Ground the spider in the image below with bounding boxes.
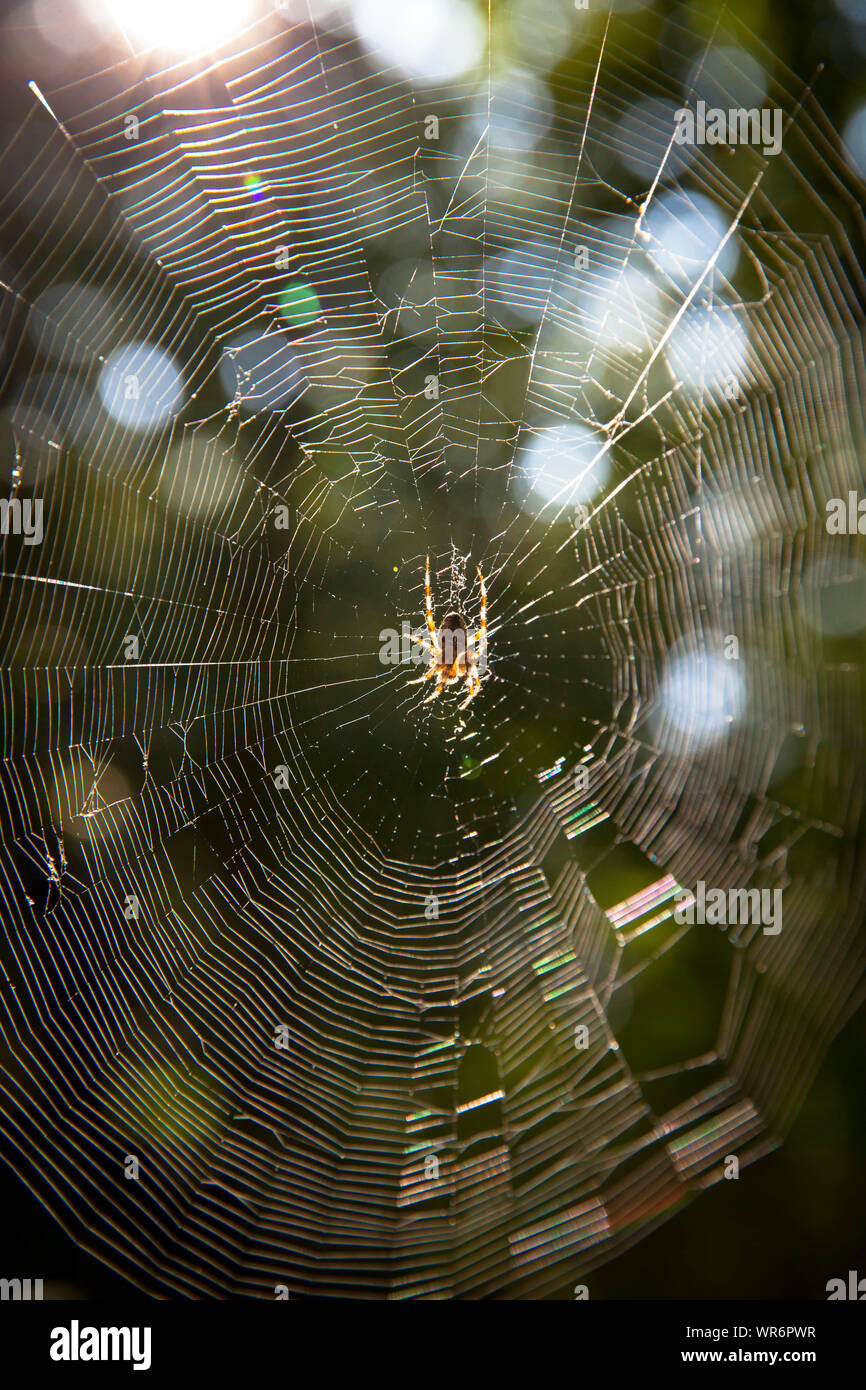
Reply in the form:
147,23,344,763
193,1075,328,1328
408,555,488,710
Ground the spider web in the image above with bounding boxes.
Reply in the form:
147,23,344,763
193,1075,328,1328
1,1,865,1298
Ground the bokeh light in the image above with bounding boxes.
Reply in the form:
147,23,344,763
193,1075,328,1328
501,0,586,74
614,97,694,179
351,0,485,85
667,305,749,396
683,44,770,110
461,67,553,152
518,423,611,512
657,648,746,750
219,330,306,410
579,259,663,350
842,99,866,177
97,340,185,431
101,0,254,54
278,282,322,329
643,191,739,286
33,0,103,55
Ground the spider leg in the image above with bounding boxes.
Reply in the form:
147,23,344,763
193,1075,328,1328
423,555,437,640
408,664,437,686
408,630,437,688
458,667,481,711
423,676,445,704
475,565,487,667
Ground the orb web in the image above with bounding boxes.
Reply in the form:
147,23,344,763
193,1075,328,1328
0,4,865,1298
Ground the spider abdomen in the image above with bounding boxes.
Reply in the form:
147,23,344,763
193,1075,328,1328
439,613,468,668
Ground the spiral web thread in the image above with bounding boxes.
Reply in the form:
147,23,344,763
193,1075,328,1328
0,5,865,1297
